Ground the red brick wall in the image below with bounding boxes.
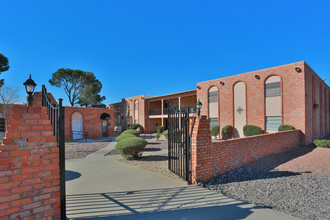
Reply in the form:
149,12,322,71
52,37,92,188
191,116,303,184
196,61,329,144
64,106,115,141
304,63,330,144
33,92,57,107
0,105,61,219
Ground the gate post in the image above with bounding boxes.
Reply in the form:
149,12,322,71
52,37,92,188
191,115,213,184
58,99,66,219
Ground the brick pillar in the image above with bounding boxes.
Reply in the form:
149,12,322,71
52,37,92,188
191,115,213,184
0,105,61,219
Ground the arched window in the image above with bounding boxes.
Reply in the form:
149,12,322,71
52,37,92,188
72,112,83,140
208,86,218,129
265,76,282,132
234,82,246,137
134,100,139,124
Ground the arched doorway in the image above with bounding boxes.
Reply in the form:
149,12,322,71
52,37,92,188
72,112,83,140
100,113,111,137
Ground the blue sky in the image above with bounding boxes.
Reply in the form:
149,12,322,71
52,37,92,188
1,0,329,106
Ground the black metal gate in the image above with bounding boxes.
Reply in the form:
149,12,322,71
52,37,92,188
168,100,190,183
41,85,66,219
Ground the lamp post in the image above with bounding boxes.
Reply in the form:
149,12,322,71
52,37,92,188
23,74,37,107
196,100,202,119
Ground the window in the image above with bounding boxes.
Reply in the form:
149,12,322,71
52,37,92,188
265,76,282,132
208,86,219,129
265,116,281,132
0,118,5,132
265,81,281,97
134,100,139,123
126,103,129,124
209,118,219,130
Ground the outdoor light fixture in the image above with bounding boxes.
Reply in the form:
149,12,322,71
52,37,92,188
313,103,319,109
196,100,202,118
197,86,201,90
295,67,302,73
255,75,260,80
23,74,37,107
219,81,225,86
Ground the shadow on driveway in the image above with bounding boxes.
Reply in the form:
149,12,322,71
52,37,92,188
66,186,262,219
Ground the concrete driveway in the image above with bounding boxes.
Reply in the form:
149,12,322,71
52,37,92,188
66,142,298,220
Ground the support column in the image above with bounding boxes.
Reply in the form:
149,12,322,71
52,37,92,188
191,115,212,184
161,99,164,115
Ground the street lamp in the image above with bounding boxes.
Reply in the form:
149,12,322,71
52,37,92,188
196,100,202,118
23,74,37,106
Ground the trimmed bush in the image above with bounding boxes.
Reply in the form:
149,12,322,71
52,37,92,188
115,137,148,159
162,130,168,139
155,133,161,140
278,125,295,132
122,129,140,137
222,125,233,138
115,134,136,143
156,125,163,134
243,125,262,137
211,126,219,138
130,123,141,130
313,139,330,148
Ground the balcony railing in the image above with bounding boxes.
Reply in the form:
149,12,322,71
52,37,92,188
149,106,196,115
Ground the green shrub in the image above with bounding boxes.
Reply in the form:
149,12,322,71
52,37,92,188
122,129,140,137
115,137,148,159
130,124,141,130
211,126,219,137
162,130,168,139
156,125,163,134
222,125,233,138
243,125,262,137
278,125,295,132
155,133,161,140
115,134,136,143
313,139,330,148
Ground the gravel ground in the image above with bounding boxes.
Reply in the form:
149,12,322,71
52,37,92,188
207,145,330,220
65,142,112,159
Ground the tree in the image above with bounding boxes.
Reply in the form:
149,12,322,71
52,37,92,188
0,86,22,130
49,68,105,107
0,53,10,87
77,72,106,107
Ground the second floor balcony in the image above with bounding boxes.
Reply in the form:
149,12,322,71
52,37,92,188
149,106,196,116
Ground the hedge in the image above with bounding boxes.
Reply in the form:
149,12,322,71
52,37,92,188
115,134,136,143
115,137,148,159
243,125,262,137
156,125,163,134
122,129,140,137
130,124,141,130
162,130,168,139
278,125,295,132
313,139,330,148
211,126,219,137
222,125,233,138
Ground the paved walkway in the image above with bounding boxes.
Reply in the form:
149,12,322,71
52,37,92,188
66,143,298,220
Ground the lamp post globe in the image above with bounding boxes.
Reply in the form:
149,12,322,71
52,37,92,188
196,100,202,118
23,74,37,106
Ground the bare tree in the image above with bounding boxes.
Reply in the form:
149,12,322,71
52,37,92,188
0,86,23,130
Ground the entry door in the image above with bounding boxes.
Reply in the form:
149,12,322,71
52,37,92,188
72,120,83,140
102,120,108,137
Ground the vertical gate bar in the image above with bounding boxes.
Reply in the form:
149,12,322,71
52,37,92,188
58,99,66,220
53,108,56,136
56,109,59,142
186,108,190,183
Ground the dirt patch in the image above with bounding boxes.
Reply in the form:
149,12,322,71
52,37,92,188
65,142,111,159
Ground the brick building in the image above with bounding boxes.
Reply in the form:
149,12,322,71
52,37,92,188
108,90,197,133
108,61,329,144
32,92,115,141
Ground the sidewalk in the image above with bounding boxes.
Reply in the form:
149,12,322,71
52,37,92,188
65,143,298,220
